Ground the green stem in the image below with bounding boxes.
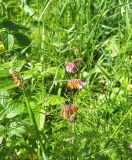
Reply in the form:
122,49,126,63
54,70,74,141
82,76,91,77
22,89,47,160
58,69,66,96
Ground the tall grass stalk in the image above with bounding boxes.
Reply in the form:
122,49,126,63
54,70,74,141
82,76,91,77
22,89,47,160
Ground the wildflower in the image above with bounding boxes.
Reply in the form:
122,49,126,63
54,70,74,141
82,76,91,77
61,104,78,118
61,104,78,123
67,79,87,90
11,71,23,87
66,63,78,74
128,145,132,150
0,42,5,53
61,105,70,118
69,104,78,114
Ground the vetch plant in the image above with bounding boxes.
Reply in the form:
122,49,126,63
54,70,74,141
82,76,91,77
0,0,131,159
61,104,78,123
66,62,78,74
67,79,87,90
66,58,83,74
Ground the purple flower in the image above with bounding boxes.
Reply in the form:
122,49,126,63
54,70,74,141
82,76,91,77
80,81,87,87
66,63,78,74
67,79,87,89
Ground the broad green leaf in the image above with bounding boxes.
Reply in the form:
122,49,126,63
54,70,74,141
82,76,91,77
0,90,9,105
14,32,31,47
0,125,6,136
9,126,25,137
0,79,16,91
23,70,34,79
0,101,24,121
0,69,10,77
48,95,66,106
0,62,12,69
1,19,29,32
12,60,25,71
82,71,89,79
6,103,25,119
42,67,58,76
0,59,25,71
8,34,14,51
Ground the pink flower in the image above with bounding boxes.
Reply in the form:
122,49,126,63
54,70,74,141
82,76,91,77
61,104,78,123
67,79,87,89
128,145,132,150
61,106,70,118
61,104,78,118
66,63,78,74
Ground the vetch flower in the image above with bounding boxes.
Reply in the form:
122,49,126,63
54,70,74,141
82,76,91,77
61,105,70,118
128,145,132,150
69,104,78,114
61,104,78,117
67,79,87,90
66,63,78,74
61,104,78,123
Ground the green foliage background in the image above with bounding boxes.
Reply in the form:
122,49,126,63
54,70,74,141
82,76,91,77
0,0,132,159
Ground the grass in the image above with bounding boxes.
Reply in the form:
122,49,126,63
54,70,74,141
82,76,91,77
0,0,132,159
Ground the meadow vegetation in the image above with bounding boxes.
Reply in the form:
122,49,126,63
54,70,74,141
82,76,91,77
0,0,132,159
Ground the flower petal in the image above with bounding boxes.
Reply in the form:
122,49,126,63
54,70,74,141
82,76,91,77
66,63,78,74
67,79,87,90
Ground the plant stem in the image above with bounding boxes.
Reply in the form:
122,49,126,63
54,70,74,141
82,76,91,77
22,89,47,160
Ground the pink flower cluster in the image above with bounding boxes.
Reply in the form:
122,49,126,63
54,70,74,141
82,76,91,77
61,54,87,123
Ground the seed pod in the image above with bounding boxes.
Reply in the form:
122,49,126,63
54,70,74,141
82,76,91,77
11,71,23,88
